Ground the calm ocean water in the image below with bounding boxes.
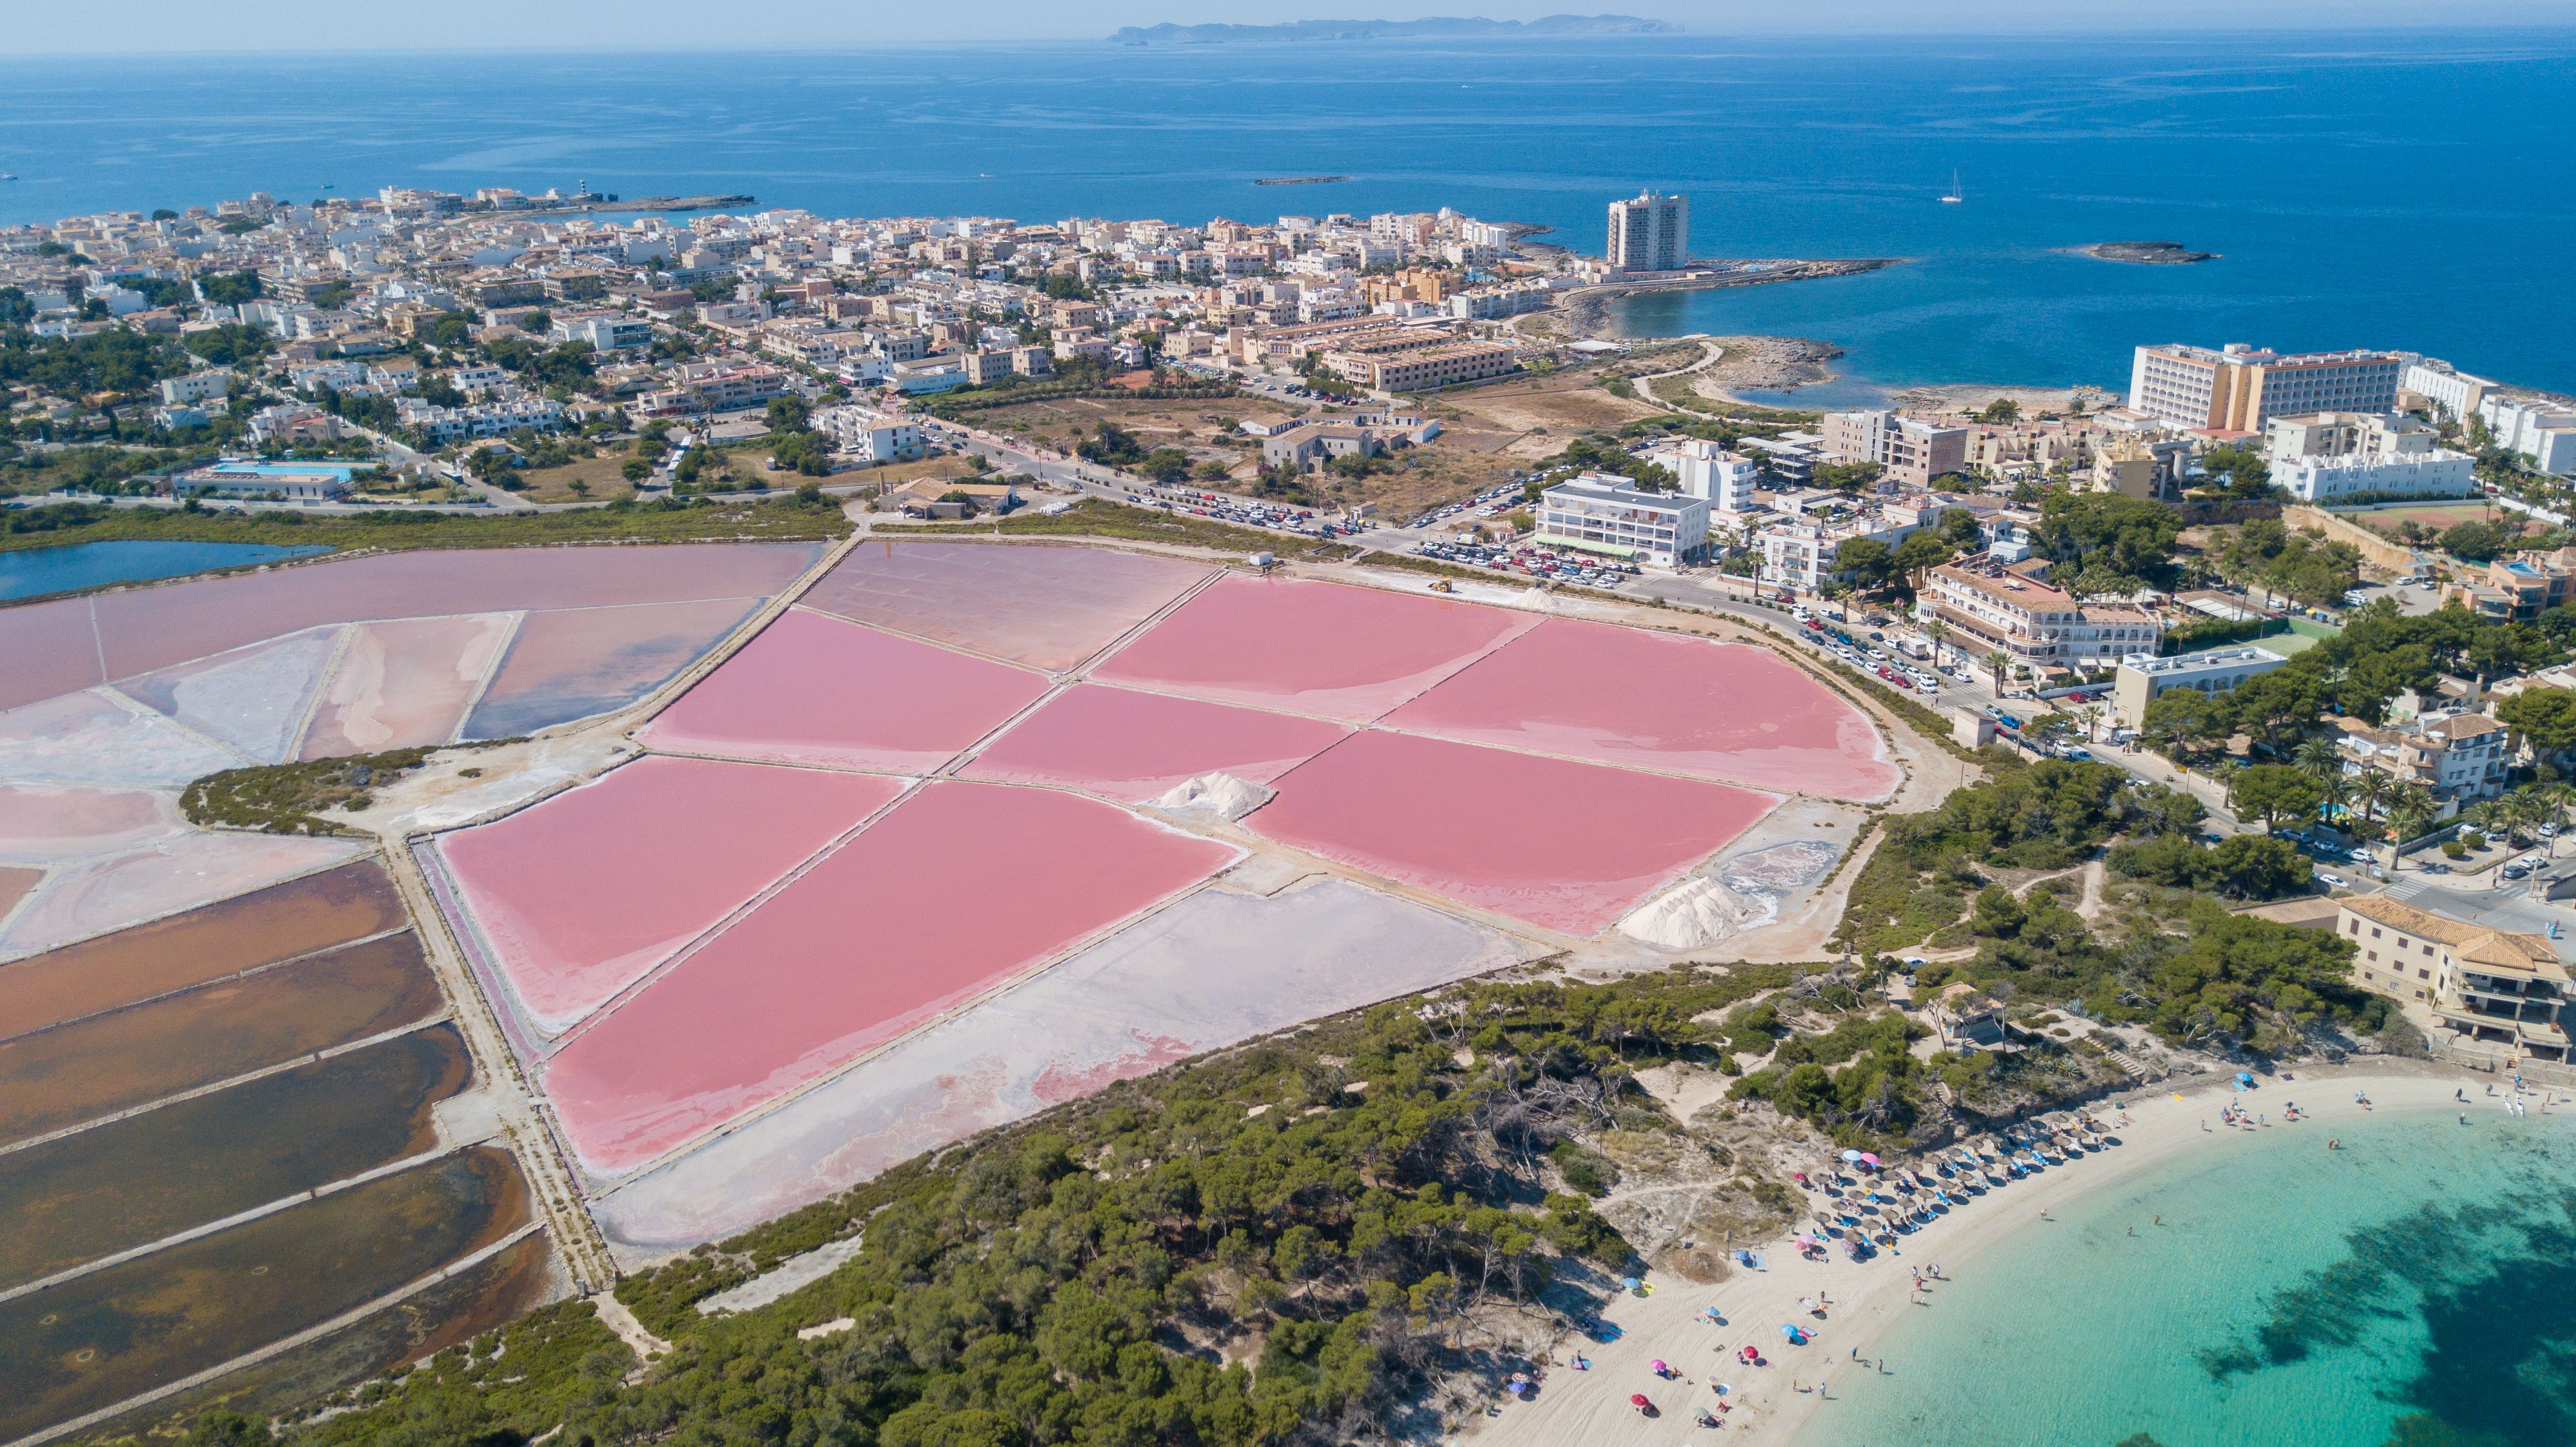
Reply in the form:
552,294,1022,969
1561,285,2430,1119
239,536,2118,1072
0,540,329,600
1798,1106,2576,1447
3,34,2571,391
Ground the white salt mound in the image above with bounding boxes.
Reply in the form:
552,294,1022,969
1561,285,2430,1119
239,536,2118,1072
1617,876,1767,951
1149,772,1274,821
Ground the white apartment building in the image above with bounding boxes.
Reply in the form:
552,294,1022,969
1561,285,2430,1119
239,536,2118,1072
2264,410,2477,502
2477,395,2576,476
1605,190,1688,272
815,406,923,463
2340,711,2509,809
2128,343,2404,431
2401,361,2495,422
1665,438,1759,512
1820,410,1969,488
565,314,654,351
448,363,508,398
1917,563,2164,676
396,396,568,444
158,370,230,405
1536,473,1709,568
2109,644,2289,727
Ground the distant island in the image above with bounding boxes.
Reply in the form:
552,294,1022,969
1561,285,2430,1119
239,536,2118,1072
1111,15,1678,44
1254,176,1354,186
2069,240,2220,265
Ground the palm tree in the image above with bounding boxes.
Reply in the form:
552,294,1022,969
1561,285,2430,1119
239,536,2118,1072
1924,619,1951,670
2318,769,2355,831
2350,768,2391,827
2542,784,2576,858
2385,782,2436,871
2292,736,2342,780
1986,650,2012,694
2460,799,2504,849
2077,703,2104,743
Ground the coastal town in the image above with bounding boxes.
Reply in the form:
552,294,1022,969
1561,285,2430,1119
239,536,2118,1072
8,168,2576,1447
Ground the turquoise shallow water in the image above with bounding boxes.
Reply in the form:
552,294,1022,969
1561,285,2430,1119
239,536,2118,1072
0,541,330,601
1797,1107,2576,1447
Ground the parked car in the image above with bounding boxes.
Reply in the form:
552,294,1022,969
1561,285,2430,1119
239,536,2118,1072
2317,871,2350,889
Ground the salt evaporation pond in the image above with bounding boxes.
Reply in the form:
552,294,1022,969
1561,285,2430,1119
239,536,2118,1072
1247,729,1776,935
960,683,1351,801
1385,616,1904,801
1092,574,1539,721
637,608,1049,773
440,755,905,1035
541,781,1238,1176
801,539,1212,671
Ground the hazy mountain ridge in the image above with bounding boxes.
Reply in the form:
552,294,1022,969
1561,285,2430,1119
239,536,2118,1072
1109,14,1680,44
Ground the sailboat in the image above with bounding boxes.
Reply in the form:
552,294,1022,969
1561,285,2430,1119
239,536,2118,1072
1940,170,1964,204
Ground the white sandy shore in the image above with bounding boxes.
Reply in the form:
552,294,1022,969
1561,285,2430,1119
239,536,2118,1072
1460,1065,2539,1447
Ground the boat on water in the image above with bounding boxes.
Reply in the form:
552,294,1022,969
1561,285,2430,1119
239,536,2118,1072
1941,170,1965,204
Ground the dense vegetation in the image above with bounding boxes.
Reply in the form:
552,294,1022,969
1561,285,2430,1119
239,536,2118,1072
2141,600,2566,798
157,968,1889,1447
181,749,440,834
1835,753,2374,1063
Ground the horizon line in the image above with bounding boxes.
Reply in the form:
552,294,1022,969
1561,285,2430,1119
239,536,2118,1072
10,21,2576,60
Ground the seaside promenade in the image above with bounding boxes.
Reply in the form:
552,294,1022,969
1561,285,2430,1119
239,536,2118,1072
1473,1065,2532,1447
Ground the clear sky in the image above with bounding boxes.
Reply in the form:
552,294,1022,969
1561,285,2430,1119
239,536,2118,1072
6,0,2572,54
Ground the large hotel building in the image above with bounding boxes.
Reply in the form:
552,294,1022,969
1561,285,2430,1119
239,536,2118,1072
2127,343,2404,432
1606,190,1689,273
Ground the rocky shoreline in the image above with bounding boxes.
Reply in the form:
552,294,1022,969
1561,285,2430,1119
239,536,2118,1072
2066,240,2219,265
1545,257,1900,340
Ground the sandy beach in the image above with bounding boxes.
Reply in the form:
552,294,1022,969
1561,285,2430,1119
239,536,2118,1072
1460,1063,2537,1447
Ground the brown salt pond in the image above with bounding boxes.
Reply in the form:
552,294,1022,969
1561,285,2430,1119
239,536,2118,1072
0,859,406,1040
0,1026,474,1292
0,865,40,920
0,1144,530,1442
88,1231,560,1442
0,933,444,1146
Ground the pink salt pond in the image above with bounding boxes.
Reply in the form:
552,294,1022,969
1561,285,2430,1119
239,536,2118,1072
801,541,1211,673
540,782,1235,1177
1091,576,1537,722
637,609,1049,774
1247,731,1773,936
463,597,760,741
438,756,905,1035
960,685,1349,802
1384,618,1902,801
299,614,516,760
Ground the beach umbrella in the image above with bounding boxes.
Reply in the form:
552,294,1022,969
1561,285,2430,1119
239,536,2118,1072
1652,1359,1668,1374
1860,1152,1881,1167
1631,1393,1650,1408
1842,1148,1864,1162
1621,1275,1642,1291
2237,1071,2255,1086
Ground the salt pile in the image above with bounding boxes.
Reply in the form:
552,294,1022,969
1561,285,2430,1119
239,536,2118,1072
1616,876,1769,951
1149,772,1275,821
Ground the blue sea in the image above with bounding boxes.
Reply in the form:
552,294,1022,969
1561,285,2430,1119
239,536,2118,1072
0,540,330,600
3,34,2569,390
1797,1105,2576,1447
